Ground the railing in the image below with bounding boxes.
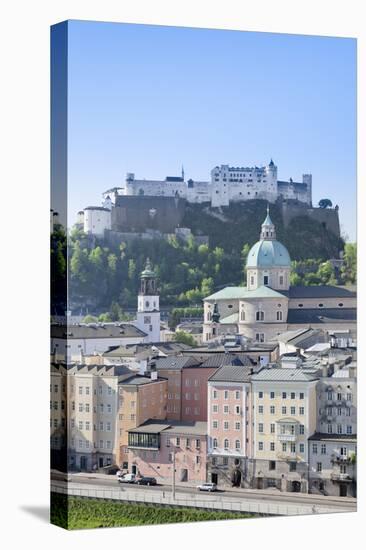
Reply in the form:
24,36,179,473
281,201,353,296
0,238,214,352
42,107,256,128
50,481,341,517
331,473,353,482
277,434,297,443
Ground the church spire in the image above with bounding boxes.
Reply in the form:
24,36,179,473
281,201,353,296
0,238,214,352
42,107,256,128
181,165,185,180
260,205,276,240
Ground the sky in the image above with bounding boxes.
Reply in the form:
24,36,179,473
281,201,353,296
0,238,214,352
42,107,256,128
66,20,357,240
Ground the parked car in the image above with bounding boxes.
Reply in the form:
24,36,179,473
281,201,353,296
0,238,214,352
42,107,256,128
197,482,217,492
115,470,124,478
118,473,137,483
136,476,157,486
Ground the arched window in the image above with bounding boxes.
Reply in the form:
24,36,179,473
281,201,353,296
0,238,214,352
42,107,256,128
213,438,218,449
224,439,229,450
256,311,265,321
235,440,241,450
240,310,245,321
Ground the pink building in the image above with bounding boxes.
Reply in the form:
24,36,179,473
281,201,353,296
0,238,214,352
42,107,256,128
181,362,218,422
128,420,207,483
207,363,257,487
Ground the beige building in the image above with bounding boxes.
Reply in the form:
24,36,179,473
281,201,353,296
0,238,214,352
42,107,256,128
51,363,133,472
251,368,319,492
117,374,168,470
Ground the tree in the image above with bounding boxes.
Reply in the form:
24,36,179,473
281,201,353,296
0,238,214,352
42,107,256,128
201,277,214,297
290,272,303,286
98,312,112,322
341,243,357,285
318,199,333,209
173,330,198,347
317,261,337,285
82,315,98,323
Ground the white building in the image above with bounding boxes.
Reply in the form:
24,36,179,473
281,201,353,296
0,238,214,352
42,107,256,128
83,206,111,237
51,322,147,361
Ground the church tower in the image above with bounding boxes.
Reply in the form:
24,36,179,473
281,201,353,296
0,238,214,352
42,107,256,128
136,258,161,342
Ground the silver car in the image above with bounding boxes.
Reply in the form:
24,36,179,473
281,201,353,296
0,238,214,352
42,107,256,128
197,482,217,492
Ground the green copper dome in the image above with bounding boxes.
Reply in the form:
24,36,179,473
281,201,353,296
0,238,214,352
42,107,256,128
140,258,156,278
246,239,291,268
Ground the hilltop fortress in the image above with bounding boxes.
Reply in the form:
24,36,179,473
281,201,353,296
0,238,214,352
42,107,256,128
76,159,340,243
102,159,312,208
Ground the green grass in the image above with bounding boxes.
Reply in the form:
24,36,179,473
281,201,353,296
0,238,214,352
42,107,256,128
51,493,256,530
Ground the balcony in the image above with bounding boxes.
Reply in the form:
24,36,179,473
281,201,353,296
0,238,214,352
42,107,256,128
277,434,297,443
331,454,351,464
331,473,353,482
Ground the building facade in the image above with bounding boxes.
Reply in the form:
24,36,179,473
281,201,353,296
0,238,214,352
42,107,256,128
127,420,207,483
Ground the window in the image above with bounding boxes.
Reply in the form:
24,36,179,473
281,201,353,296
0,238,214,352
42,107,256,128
299,425,305,435
106,422,111,432
258,423,264,433
270,391,275,399
337,392,342,401
213,390,217,399
213,405,218,413
224,405,229,414
85,421,90,431
196,439,201,450
85,403,90,413
235,391,240,399
224,421,229,430
224,390,229,399
258,391,263,399
235,405,240,415
258,405,264,414
99,386,102,395
213,438,218,449
256,311,264,321
279,275,284,285
299,393,304,400
270,423,275,434
212,457,217,465
79,386,83,395
317,462,322,472
290,406,296,415
258,441,264,451
321,444,326,455
263,275,269,285
196,456,201,464
289,462,297,472
347,425,353,434
100,404,104,413
337,424,342,434
78,421,83,430
240,310,245,321
299,407,304,415
299,443,305,453
327,391,333,401
270,406,275,414
78,403,83,412
186,438,190,448
318,303,324,308
327,423,333,434
166,438,170,447
235,440,241,450
312,443,318,454
281,406,287,415
291,392,295,400
99,440,104,449
235,422,241,430
282,443,287,452
269,461,276,471
224,439,229,450
282,392,287,399
223,457,228,466
99,422,104,431
290,443,296,453
270,442,275,451
78,440,83,448
346,393,352,402
276,311,283,321
213,420,218,429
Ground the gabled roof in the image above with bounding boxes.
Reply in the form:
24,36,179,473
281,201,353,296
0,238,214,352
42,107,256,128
251,368,319,382
201,353,254,368
51,323,147,339
152,356,201,370
209,364,255,383
205,285,287,301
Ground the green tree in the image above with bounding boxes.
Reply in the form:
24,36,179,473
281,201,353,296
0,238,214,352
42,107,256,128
82,315,98,323
341,243,357,285
201,277,214,297
290,272,303,286
173,330,198,347
98,312,112,322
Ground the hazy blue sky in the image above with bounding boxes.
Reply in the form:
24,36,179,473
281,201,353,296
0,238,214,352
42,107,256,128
67,20,356,240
